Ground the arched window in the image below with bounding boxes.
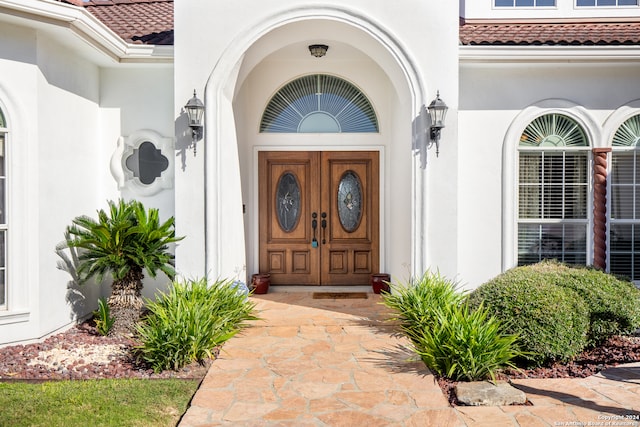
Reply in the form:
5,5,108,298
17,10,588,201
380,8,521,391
610,114,640,280
0,107,6,308
260,74,378,133
517,113,590,266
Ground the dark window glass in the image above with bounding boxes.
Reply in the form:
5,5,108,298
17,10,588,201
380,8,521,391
125,141,169,185
496,0,555,5
276,172,301,232
337,171,363,232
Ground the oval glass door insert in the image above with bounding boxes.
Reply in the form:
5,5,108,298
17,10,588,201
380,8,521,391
276,172,301,232
337,171,363,232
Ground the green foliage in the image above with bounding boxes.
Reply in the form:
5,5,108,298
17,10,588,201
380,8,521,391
93,297,115,336
383,271,522,381
521,261,640,344
468,264,591,366
408,302,522,381
61,199,184,284
382,271,465,338
135,278,259,373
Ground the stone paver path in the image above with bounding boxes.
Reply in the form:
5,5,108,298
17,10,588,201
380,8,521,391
180,291,640,427
179,291,462,426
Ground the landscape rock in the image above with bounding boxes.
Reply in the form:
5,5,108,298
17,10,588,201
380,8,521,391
455,381,527,406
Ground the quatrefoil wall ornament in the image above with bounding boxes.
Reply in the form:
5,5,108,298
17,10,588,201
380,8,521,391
110,129,174,196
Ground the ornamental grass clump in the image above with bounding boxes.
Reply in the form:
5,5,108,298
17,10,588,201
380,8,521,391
383,272,522,381
135,277,258,373
409,302,522,381
382,271,465,339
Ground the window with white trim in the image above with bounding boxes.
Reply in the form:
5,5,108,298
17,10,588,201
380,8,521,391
576,0,638,6
495,0,556,7
610,114,640,280
0,107,6,308
517,113,590,266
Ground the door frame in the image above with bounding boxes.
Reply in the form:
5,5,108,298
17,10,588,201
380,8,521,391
251,146,386,282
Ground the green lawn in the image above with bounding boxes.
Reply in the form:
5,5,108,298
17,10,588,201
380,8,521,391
0,379,200,427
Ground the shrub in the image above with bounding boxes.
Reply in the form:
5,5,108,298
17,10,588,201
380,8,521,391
523,261,640,344
383,271,522,381
61,199,183,336
135,278,258,373
468,268,590,366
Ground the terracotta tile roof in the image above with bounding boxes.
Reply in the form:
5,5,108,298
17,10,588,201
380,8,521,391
460,18,640,46
54,2,640,47
58,0,173,45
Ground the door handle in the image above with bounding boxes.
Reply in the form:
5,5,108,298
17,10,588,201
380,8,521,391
311,212,318,248
321,212,327,244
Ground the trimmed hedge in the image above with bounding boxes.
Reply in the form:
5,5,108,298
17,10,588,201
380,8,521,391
469,260,640,366
529,261,640,344
468,272,589,366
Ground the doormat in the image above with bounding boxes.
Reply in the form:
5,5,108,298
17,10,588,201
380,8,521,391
312,292,368,299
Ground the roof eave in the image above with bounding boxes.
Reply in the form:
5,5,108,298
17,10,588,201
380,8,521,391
459,45,640,63
0,0,173,65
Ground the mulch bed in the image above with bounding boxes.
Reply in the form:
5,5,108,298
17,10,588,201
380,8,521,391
438,335,640,406
0,320,211,381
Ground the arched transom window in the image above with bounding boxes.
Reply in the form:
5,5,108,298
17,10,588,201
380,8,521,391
610,114,640,280
517,113,590,266
260,74,378,133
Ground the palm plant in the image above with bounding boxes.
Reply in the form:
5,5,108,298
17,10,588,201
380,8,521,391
63,199,183,335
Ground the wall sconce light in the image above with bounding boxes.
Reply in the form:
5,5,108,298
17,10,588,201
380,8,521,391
427,91,448,157
308,44,329,58
184,89,205,154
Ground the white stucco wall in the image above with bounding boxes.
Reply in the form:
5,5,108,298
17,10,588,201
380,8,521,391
458,58,640,289
0,24,105,344
0,21,174,345
100,67,176,300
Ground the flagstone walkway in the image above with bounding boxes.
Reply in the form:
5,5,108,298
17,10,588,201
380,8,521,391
179,290,640,427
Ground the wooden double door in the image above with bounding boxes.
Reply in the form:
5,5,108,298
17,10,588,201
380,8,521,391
259,151,379,286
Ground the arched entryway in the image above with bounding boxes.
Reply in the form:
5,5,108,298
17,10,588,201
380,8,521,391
201,10,428,285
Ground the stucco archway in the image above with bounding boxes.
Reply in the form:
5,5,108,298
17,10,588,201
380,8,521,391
202,7,429,283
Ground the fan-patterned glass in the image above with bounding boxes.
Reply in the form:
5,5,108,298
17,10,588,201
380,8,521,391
260,74,378,133
519,114,588,148
610,114,640,280
517,113,589,266
612,114,640,147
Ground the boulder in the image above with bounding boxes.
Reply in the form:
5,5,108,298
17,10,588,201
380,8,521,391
455,381,526,406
